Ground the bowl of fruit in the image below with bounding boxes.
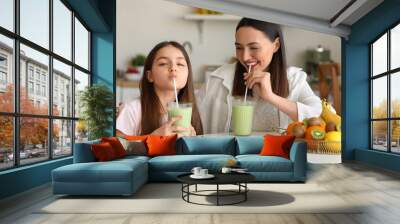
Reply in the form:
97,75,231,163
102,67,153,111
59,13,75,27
286,100,341,154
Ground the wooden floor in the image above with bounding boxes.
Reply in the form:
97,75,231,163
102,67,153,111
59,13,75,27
1,162,400,224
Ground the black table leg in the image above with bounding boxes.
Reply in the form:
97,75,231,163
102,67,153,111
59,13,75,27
245,183,247,201
217,184,219,206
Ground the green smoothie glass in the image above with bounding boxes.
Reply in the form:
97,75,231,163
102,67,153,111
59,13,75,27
232,98,255,136
167,102,192,136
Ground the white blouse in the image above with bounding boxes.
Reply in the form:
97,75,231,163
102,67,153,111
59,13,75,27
116,98,168,135
197,63,322,134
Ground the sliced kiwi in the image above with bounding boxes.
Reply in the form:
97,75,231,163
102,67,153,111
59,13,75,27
310,128,325,140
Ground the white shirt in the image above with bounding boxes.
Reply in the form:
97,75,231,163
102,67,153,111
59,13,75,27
197,63,322,134
116,98,168,135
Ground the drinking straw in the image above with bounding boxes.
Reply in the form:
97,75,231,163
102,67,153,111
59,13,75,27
244,64,252,103
173,78,179,108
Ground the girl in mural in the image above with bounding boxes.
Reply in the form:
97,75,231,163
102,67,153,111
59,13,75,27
117,41,203,136
198,18,322,134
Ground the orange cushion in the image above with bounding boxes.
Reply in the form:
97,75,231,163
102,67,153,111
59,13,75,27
146,134,177,157
124,135,148,141
91,142,117,161
259,134,296,159
101,137,126,158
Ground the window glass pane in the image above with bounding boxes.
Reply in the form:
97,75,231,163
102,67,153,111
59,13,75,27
0,34,14,112
372,33,387,76
392,120,400,153
74,18,89,70
392,72,400,118
53,59,72,116
372,77,387,119
53,0,72,60
20,0,49,49
20,44,49,115
74,69,89,118
53,119,72,158
0,116,13,170
372,121,388,151
391,24,400,70
75,120,88,142
20,117,49,165
0,0,14,31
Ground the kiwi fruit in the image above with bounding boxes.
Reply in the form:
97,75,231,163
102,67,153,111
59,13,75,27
307,117,321,126
326,122,337,132
292,125,305,138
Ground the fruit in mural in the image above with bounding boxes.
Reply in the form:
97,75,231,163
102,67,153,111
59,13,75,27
326,122,337,132
307,117,322,127
325,131,341,142
305,126,326,140
292,125,306,138
286,99,342,153
286,121,305,138
321,99,341,131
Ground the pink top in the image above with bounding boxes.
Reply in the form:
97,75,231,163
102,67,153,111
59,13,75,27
116,98,168,135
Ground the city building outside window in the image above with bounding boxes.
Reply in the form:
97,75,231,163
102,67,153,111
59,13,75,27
0,0,91,170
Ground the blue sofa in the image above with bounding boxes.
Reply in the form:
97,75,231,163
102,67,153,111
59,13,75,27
52,136,307,196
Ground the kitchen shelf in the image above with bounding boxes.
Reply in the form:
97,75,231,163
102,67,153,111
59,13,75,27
183,14,240,43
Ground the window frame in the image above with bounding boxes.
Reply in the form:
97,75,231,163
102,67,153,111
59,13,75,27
370,20,400,154
0,0,92,171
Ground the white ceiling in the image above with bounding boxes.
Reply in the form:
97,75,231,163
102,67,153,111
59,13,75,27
168,0,384,38
225,0,352,23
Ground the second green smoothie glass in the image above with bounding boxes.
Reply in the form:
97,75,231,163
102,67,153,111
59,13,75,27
232,98,255,136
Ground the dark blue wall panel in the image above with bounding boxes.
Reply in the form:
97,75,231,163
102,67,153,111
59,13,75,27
0,158,72,199
343,0,400,171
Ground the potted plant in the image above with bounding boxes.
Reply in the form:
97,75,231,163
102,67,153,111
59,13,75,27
125,54,146,80
79,84,114,140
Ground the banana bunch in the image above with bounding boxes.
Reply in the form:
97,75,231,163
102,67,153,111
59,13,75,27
320,99,341,132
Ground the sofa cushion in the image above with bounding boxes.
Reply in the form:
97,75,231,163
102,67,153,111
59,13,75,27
148,154,235,172
115,155,150,163
101,137,127,158
146,134,177,157
91,142,118,161
52,158,147,183
260,134,296,159
177,136,236,155
236,155,293,172
119,138,147,156
235,136,263,155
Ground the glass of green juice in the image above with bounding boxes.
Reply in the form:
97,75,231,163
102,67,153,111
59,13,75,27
167,102,192,135
232,98,255,136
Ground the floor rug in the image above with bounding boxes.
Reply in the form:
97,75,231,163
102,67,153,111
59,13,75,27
38,183,362,214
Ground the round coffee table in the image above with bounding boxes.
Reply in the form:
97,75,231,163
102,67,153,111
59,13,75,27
177,172,255,206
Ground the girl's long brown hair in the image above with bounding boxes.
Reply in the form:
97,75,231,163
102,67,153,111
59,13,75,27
140,41,203,135
232,18,289,98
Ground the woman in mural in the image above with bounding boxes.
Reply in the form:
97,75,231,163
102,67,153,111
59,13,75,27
117,41,203,136
198,18,322,134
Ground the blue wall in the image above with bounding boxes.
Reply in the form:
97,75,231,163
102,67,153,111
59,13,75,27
0,158,72,199
0,0,116,200
343,0,400,171
91,0,116,135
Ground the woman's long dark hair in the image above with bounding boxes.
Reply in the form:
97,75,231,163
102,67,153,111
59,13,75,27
232,18,289,98
140,41,203,135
